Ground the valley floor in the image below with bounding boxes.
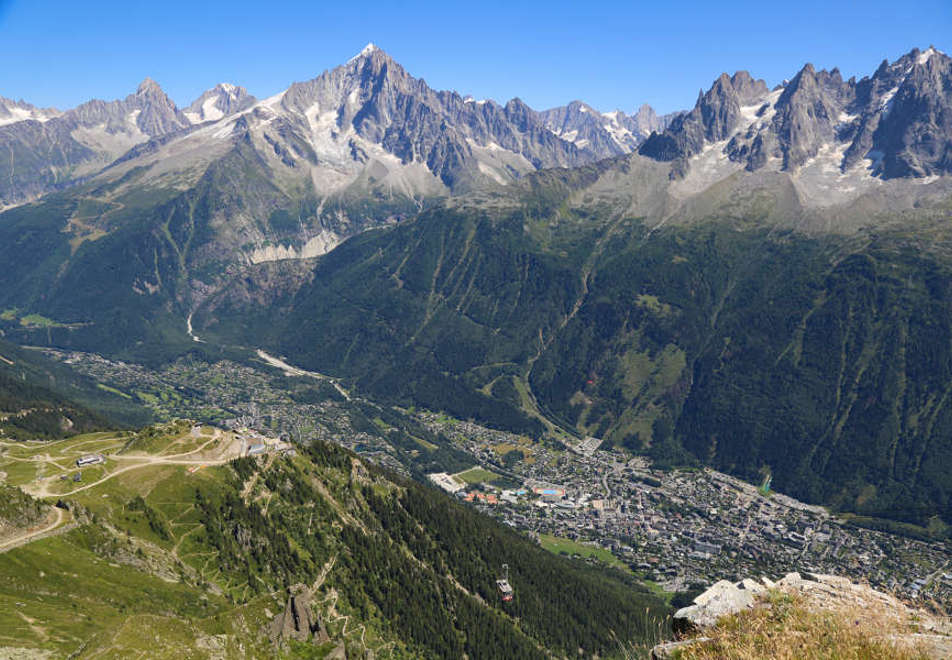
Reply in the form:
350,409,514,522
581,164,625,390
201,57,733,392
34,348,952,609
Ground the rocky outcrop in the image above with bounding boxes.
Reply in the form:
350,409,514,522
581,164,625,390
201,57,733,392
650,637,711,659
269,583,328,648
673,577,768,632
664,572,952,658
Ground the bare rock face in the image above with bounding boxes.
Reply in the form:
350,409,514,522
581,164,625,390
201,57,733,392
874,48,952,178
764,64,843,170
269,584,328,648
184,83,256,124
650,637,711,659
673,577,767,632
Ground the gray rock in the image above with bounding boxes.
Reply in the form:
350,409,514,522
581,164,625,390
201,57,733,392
184,83,256,124
673,578,758,631
269,584,328,648
639,71,769,167
0,77,192,207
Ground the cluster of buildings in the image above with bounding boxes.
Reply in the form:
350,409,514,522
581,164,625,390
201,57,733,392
422,415,952,605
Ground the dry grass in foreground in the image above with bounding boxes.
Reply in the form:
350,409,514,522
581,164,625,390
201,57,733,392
677,590,932,660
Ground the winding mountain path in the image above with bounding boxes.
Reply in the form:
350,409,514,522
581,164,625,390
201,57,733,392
0,506,68,553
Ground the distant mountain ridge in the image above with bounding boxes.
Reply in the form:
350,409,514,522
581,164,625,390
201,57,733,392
641,46,952,180
0,44,664,210
538,100,678,155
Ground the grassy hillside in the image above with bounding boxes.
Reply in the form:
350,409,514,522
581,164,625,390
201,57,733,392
0,423,671,658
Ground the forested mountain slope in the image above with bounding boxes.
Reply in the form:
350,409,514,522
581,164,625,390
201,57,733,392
0,423,670,657
194,162,952,530
0,338,149,438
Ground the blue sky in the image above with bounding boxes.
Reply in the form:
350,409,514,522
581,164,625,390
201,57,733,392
0,0,949,114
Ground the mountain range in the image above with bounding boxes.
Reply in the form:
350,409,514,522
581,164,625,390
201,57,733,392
641,45,952,180
0,44,673,212
2,44,952,532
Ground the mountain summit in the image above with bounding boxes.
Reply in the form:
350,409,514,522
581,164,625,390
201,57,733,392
641,46,952,181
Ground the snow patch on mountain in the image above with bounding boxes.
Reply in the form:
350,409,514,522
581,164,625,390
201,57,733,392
348,43,379,63
0,100,59,127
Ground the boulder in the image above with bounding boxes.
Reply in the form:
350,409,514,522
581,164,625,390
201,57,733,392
673,577,770,632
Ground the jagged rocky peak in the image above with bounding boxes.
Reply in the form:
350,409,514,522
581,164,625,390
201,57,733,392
123,77,190,136
870,45,952,177
185,83,255,124
251,44,602,191
641,45,952,180
729,71,770,104
638,69,770,167
538,101,644,154
767,62,845,170
135,76,164,96
352,41,380,59
53,76,188,138
631,104,664,135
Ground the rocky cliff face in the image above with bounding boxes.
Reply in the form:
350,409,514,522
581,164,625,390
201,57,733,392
641,46,952,181
269,584,328,648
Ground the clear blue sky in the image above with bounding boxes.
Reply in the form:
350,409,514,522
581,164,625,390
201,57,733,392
0,0,949,115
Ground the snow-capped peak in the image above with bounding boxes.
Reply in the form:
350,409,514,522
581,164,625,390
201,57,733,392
918,45,944,65
0,98,60,127
349,43,380,62
184,83,254,124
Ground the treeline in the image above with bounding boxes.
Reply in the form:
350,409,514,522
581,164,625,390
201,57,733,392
0,370,112,439
183,441,670,657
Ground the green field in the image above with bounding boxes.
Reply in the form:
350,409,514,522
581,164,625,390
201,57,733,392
538,533,630,573
453,466,501,484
